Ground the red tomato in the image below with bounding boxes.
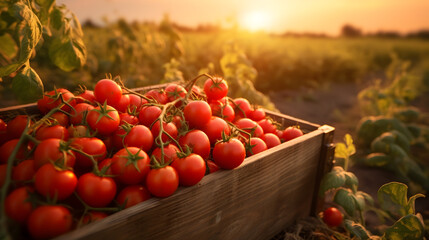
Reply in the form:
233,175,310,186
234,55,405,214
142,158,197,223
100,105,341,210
204,77,228,101
212,138,246,169
206,160,220,174
323,207,343,227
151,144,180,165
124,125,153,152
151,121,178,143
232,98,252,119
77,172,117,208
128,94,148,112
36,125,69,141
33,138,75,169
34,163,77,201
258,119,277,134
116,185,151,208
27,205,73,239
263,133,281,149
49,112,70,127
111,94,130,113
138,106,162,127
234,118,264,139
145,89,168,104
94,79,122,106
76,89,96,104
12,159,36,183
171,153,206,186
202,117,231,145
6,115,31,139
82,211,108,225
71,137,107,169
111,147,150,185
37,88,76,114
0,139,28,164
246,137,267,156
184,101,212,129
165,83,187,103
70,103,94,125
0,119,8,146
179,130,211,160
98,158,113,175
210,100,235,122
249,108,266,122
5,187,34,223
0,118,6,131
146,166,179,198
67,125,89,138
282,126,304,142
119,112,139,125
86,104,120,136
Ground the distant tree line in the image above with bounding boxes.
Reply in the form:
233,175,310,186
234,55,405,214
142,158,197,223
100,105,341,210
340,23,429,39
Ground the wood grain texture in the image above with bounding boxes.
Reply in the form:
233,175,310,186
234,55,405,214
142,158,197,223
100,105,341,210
55,129,329,240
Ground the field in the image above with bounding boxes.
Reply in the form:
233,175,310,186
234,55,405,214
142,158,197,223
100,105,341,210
1,14,429,239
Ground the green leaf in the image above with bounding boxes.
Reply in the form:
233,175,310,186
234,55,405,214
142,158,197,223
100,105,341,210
12,65,44,103
48,37,86,71
0,33,18,59
344,171,359,192
319,166,346,196
344,219,373,240
334,188,357,217
383,214,424,240
35,0,55,26
344,133,356,155
0,2,42,77
377,182,424,219
335,142,348,159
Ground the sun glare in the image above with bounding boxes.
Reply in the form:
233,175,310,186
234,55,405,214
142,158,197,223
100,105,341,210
240,11,271,32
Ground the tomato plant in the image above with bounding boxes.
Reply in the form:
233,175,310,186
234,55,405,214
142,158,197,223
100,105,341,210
322,207,343,227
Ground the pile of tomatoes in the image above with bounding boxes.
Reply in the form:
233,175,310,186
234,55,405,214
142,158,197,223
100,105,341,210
0,76,304,239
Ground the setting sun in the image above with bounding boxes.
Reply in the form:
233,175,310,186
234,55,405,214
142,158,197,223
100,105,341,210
240,11,271,32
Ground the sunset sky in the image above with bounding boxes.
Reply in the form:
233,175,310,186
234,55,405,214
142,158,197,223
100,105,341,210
57,0,429,35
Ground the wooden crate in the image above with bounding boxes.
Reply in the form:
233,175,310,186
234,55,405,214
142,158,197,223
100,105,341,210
0,97,335,240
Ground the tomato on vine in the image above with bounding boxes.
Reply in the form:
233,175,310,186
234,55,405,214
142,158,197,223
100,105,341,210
34,163,77,201
146,165,179,198
86,103,120,136
204,77,228,101
5,187,34,224
76,172,117,208
212,138,246,169
322,207,343,227
179,130,211,160
184,100,212,129
27,205,73,239
111,147,150,185
171,153,206,186
116,185,151,208
94,79,122,106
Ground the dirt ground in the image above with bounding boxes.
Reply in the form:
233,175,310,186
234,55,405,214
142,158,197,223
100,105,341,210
269,80,429,234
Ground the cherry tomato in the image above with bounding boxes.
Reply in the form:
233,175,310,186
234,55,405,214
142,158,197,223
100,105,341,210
249,108,266,121
282,126,304,142
165,83,187,103
34,163,77,201
246,137,267,156
12,159,36,183
111,147,150,185
33,138,75,169
210,100,235,122
124,125,153,152
27,205,73,239
263,133,282,149
151,144,180,165
119,112,139,125
36,125,69,141
71,137,107,169
49,112,70,127
98,158,113,175
138,106,162,127
151,121,178,143
201,117,231,145
212,138,246,169
145,89,168,104
258,119,277,134
184,100,212,129
37,88,76,114
76,89,96,104
6,115,32,139
86,104,120,136
128,94,147,112
232,98,252,119
206,160,220,174
323,207,343,227
70,103,94,125
77,172,117,208
179,130,211,160
234,118,264,139
171,153,206,186
0,118,6,131
94,79,122,106
111,93,130,113
5,187,34,223
82,211,108,225
204,77,228,101
116,185,151,208
68,125,89,138
0,139,28,164
146,166,179,198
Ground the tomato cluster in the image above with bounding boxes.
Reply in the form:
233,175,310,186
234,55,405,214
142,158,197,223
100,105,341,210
0,76,304,239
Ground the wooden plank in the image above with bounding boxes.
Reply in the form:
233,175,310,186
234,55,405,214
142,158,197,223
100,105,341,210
55,129,326,240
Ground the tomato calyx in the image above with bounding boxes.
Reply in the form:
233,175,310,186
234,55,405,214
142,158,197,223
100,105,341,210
122,147,147,172
91,101,117,125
